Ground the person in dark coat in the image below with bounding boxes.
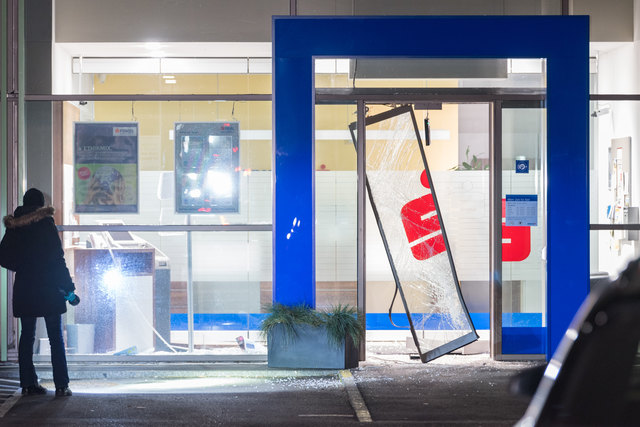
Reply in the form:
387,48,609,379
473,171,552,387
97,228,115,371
0,188,79,397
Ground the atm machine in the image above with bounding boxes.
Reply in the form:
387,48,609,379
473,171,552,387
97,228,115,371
73,223,171,354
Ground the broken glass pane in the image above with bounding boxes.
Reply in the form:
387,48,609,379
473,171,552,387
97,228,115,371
351,105,478,362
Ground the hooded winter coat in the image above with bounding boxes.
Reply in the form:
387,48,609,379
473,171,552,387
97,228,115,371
0,205,75,317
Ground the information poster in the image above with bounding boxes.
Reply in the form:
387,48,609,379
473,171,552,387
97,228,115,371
505,194,538,226
74,122,139,213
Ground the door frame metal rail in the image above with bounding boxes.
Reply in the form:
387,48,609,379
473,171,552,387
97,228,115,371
315,87,546,104
3,0,21,362
490,101,503,359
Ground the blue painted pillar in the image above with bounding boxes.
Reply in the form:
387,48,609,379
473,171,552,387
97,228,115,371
272,52,316,307
545,36,591,355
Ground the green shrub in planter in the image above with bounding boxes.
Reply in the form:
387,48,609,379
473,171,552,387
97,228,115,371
322,304,364,348
261,303,363,369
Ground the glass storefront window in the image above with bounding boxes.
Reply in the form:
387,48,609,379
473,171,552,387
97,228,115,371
590,230,634,281
314,104,357,310
590,100,640,277
40,100,273,228
24,98,272,358
501,103,547,355
591,46,637,95
58,231,270,356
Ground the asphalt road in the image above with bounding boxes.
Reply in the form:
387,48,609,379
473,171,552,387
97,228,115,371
0,354,538,426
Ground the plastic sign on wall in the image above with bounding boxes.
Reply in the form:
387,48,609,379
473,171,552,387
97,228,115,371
74,122,139,213
505,194,538,226
515,159,529,174
174,122,240,213
502,199,531,262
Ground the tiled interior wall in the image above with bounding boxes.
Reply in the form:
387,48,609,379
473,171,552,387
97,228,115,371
64,167,543,315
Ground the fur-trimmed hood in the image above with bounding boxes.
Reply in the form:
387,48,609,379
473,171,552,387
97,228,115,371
3,206,55,229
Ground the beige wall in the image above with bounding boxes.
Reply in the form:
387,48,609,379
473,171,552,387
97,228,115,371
55,0,632,44
91,74,461,172
93,74,272,171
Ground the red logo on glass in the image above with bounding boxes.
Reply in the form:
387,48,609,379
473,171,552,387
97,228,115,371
400,170,531,262
400,170,446,261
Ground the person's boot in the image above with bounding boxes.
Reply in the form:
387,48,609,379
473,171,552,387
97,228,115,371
22,384,47,395
55,386,72,397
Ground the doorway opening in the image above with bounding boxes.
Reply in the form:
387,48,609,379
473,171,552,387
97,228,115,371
314,87,547,361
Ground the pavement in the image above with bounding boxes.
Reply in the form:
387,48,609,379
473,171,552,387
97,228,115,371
0,353,541,426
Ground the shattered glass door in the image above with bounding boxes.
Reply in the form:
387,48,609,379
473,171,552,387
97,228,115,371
351,105,478,362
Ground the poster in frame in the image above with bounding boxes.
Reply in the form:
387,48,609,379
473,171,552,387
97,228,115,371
74,122,139,213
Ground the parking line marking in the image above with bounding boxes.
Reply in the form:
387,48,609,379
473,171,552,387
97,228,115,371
339,370,372,423
298,414,353,417
0,389,21,418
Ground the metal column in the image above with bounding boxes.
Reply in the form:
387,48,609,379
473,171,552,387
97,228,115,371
4,0,21,361
356,100,366,361
490,101,503,359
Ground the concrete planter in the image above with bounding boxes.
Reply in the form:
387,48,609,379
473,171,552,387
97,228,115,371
267,323,359,369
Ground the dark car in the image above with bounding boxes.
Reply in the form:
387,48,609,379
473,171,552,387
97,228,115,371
515,259,640,426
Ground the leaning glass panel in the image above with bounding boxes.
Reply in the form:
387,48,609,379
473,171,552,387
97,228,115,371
357,105,478,362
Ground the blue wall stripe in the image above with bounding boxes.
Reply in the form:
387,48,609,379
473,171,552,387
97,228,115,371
169,312,542,331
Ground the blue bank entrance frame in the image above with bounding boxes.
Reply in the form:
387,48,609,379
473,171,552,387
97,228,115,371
272,16,589,360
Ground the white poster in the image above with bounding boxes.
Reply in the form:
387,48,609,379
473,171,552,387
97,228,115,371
505,194,538,226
